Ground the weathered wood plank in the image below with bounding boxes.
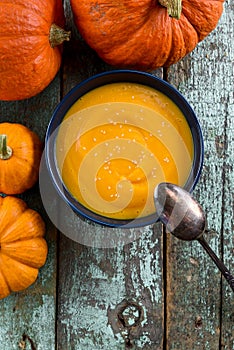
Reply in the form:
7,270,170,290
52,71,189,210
219,1,234,347
57,2,164,349
165,0,233,348
0,77,60,349
57,224,164,350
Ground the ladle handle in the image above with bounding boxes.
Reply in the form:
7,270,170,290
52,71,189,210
198,235,234,292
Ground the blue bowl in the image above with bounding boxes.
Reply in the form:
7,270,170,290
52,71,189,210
45,70,204,228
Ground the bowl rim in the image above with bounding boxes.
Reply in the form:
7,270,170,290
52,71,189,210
45,69,204,228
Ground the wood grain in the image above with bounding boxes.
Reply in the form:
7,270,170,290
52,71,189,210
0,77,60,349
165,0,234,348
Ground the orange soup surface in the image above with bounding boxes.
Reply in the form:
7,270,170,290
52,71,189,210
56,82,194,220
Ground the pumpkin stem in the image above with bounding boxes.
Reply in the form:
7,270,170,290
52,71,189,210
158,0,182,19
0,135,13,160
49,24,71,48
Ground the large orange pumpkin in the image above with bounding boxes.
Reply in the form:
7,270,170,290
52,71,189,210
70,0,224,70
0,0,70,101
0,196,48,300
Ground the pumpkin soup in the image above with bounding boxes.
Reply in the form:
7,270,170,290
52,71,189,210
56,82,194,220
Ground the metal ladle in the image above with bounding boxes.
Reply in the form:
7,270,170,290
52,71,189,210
154,182,234,292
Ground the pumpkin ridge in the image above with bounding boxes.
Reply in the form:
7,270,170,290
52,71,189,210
179,12,197,32
178,14,199,49
0,197,28,239
0,235,45,245
0,256,11,295
0,242,47,269
0,253,39,292
0,210,46,243
164,17,185,67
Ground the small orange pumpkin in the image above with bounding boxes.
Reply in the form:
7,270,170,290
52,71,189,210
70,0,225,70
0,0,70,100
0,196,48,300
0,123,42,195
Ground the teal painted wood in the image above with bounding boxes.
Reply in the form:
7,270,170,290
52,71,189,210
57,224,164,350
219,0,234,347
166,0,234,348
0,77,60,349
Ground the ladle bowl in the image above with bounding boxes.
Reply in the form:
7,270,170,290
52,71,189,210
154,182,234,292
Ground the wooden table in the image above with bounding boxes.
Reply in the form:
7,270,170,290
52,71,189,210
0,1,233,349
